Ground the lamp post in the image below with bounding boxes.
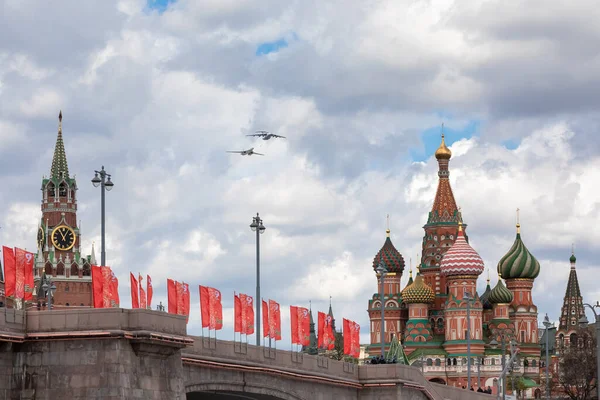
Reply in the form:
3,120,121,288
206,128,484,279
156,301,165,312
491,328,512,400
41,277,57,310
542,314,553,400
91,166,114,267
465,291,473,389
250,213,266,346
375,259,388,358
579,301,600,400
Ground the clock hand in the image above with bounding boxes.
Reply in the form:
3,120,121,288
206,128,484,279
60,230,67,241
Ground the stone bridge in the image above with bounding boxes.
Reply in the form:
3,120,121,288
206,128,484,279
0,308,494,399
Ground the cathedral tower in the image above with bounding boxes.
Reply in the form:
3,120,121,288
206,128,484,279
440,221,485,356
497,215,541,359
35,112,95,307
555,251,585,351
420,131,466,334
367,224,405,353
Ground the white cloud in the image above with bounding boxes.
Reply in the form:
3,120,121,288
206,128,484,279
1,0,600,349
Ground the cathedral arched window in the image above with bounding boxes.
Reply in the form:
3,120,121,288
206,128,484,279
435,358,441,366
570,333,577,347
426,358,433,366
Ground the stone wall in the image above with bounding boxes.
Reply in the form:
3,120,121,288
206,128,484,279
0,308,191,399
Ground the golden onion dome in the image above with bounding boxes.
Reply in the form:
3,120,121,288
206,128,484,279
402,273,435,304
435,133,452,160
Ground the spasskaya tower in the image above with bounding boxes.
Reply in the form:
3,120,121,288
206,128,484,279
34,112,96,308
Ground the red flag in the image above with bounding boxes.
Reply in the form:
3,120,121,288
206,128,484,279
139,274,147,309
15,248,34,301
343,319,351,356
130,273,139,309
290,306,299,344
352,321,361,358
262,300,269,338
146,275,153,308
167,279,177,314
325,313,335,350
199,285,210,328
108,269,119,308
240,293,254,335
318,312,334,349
176,281,184,315
3,247,15,298
208,287,222,330
298,307,310,346
91,265,103,308
14,248,27,299
269,300,281,340
182,282,190,323
234,294,241,333
318,312,325,348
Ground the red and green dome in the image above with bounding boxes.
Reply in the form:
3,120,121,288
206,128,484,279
372,229,405,274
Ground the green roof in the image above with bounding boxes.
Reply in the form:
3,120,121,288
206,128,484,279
519,377,539,388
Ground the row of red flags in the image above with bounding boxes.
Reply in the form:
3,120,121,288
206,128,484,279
2,247,35,301
0,253,361,358
130,273,153,310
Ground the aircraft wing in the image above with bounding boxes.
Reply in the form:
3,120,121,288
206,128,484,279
272,134,286,138
246,134,265,137
252,152,265,156
226,151,243,153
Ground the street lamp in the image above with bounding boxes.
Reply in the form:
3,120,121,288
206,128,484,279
491,328,512,400
579,301,600,400
156,301,165,312
41,278,57,310
464,291,473,389
91,166,114,266
250,213,266,346
543,314,553,400
375,258,388,358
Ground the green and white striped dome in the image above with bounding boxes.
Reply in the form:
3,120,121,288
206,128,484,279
497,224,540,280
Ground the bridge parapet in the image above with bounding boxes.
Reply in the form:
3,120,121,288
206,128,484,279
183,338,359,383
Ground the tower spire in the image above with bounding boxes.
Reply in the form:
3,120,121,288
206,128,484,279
516,208,521,234
50,110,70,179
386,214,390,237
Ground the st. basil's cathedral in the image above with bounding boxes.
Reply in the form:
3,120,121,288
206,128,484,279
366,134,541,392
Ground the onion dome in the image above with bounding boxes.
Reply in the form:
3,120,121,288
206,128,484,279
497,222,540,280
440,222,485,277
435,133,452,160
570,252,576,263
401,273,435,304
489,277,514,304
372,229,405,273
480,277,493,310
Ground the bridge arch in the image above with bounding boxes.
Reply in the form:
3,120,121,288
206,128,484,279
186,382,305,400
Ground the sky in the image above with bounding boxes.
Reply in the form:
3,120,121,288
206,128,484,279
1,0,600,347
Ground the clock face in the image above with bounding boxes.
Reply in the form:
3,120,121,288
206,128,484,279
51,225,76,251
37,226,45,249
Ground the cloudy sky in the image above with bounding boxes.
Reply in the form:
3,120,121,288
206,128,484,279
1,0,599,346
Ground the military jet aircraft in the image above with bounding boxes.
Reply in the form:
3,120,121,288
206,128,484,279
226,147,264,156
246,130,286,140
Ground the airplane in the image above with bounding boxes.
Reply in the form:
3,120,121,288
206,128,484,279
226,147,264,156
246,130,286,140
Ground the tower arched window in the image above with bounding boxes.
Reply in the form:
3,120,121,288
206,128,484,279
47,182,56,198
59,182,67,197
